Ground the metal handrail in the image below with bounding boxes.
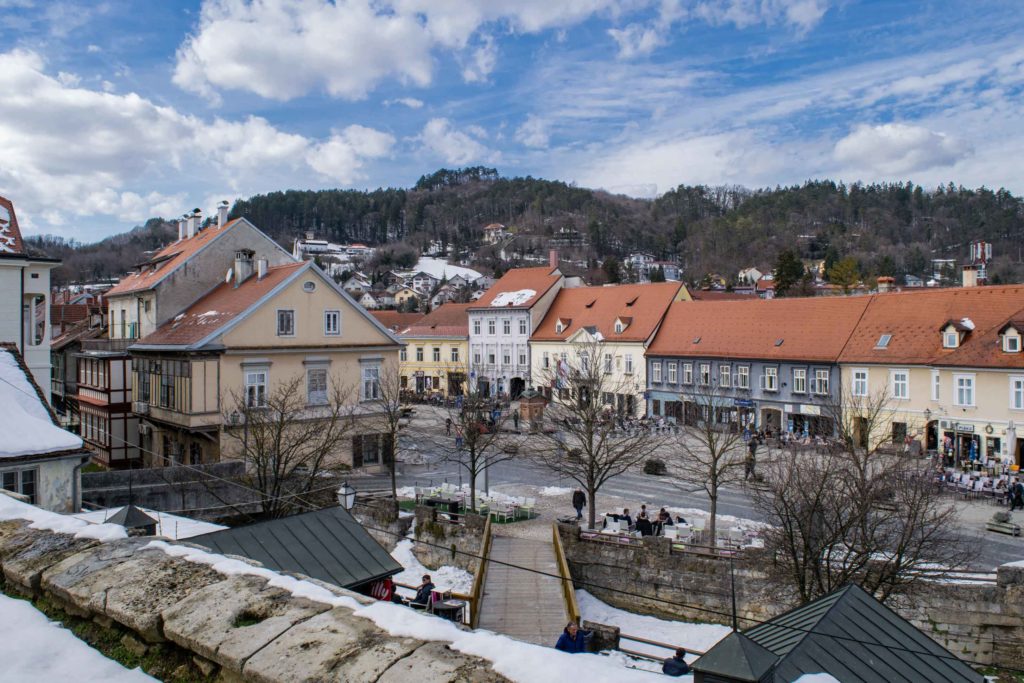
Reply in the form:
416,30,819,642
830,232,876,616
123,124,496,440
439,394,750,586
469,516,493,628
552,523,580,623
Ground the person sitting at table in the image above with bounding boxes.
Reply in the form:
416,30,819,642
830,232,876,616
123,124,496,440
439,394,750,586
635,510,653,536
409,574,436,609
662,648,690,676
653,507,672,535
620,508,633,529
675,514,688,525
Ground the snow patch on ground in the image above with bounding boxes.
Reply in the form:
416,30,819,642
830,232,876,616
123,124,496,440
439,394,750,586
395,485,417,498
74,507,226,540
0,593,156,682
539,486,573,497
665,507,767,532
389,538,474,595
0,349,83,456
576,589,730,661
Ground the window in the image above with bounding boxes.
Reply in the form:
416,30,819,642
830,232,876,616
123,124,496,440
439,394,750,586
277,309,295,336
955,374,974,406
519,319,528,335
892,422,907,444
503,319,511,335
474,352,481,364
614,321,624,334
624,354,634,374
737,366,749,389
307,368,328,405
763,367,778,392
931,370,940,401
875,334,892,349
652,362,662,383
400,347,407,361
667,362,677,383
324,310,340,336
853,369,868,397
699,363,710,386
943,331,959,348
416,347,424,362
245,370,267,408
1011,377,1024,410
519,352,527,366
488,319,496,335
488,353,496,364
792,368,807,394
1005,335,1021,353
1,469,36,504
682,363,693,384
543,352,550,369
813,369,830,395
362,365,381,400
451,347,460,363
580,352,590,373
604,354,613,374
473,319,481,335
503,351,511,365
432,347,441,362
720,364,731,387
891,369,909,400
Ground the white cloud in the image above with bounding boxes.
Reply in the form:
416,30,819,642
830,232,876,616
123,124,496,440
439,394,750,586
55,70,79,87
418,118,498,166
86,44,101,53
608,23,667,58
460,34,497,83
0,49,394,237
833,123,970,176
515,115,550,149
384,97,425,109
693,0,831,32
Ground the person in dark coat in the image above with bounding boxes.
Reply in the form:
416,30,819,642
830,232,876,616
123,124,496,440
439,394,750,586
445,417,452,436
554,621,591,653
662,648,690,676
1011,481,1024,512
745,439,758,480
572,488,586,520
411,574,435,608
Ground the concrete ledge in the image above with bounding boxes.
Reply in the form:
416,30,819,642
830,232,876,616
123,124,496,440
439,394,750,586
0,521,97,592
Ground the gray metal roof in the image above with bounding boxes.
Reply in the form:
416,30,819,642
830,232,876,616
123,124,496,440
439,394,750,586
742,584,983,683
189,506,402,590
690,632,776,682
107,504,158,530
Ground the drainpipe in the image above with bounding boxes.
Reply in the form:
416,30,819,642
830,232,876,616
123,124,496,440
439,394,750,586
72,454,89,512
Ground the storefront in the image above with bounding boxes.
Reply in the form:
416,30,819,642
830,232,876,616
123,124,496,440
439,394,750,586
786,404,835,437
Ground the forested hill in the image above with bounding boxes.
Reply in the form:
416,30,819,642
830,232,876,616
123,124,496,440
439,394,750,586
28,168,1024,285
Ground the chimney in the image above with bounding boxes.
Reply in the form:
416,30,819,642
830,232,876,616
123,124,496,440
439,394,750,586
217,200,229,228
305,231,315,241
962,265,978,288
177,217,187,241
184,213,195,239
256,256,268,281
549,249,559,271
234,249,254,287
877,276,895,293
191,208,203,235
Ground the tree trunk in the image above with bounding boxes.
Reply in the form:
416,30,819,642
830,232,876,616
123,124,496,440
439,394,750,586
708,492,718,549
587,485,598,530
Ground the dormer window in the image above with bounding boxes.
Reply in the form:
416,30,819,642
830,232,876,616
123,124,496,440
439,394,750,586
1005,335,1021,353
943,331,959,348
555,318,571,334
614,317,632,334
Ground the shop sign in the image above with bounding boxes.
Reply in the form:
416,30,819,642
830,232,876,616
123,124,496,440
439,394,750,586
800,404,821,416
955,423,975,433
784,404,794,413
734,399,754,408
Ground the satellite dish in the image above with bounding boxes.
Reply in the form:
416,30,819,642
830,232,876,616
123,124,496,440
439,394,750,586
225,268,233,284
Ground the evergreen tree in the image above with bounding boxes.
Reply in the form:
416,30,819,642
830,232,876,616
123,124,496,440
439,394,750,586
773,249,806,297
827,257,861,293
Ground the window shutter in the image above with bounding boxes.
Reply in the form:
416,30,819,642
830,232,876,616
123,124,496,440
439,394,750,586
352,436,363,468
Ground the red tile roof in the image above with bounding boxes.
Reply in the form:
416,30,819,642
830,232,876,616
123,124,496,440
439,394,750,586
648,296,872,362
371,311,426,332
690,290,756,301
401,303,471,337
0,195,25,255
533,283,682,343
106,218,244,296
470,266,561,310
135,262,307,347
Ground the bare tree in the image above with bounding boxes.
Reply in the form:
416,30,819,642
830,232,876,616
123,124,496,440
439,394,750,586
750,388,971,605
530,339,663,528
223,374,356,518
371,360,405,508
664,379,747,548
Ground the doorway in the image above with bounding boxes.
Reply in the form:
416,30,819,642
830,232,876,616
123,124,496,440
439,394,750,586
761,408,782,434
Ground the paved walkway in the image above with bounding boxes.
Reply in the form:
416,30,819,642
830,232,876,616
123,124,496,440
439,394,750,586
476,536,567,646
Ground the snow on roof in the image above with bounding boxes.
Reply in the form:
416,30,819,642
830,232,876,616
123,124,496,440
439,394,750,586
794,675,842,682
492,289,537,306
0,593,156,682
412,257,482,282
0,350,82,457
73,507,227,540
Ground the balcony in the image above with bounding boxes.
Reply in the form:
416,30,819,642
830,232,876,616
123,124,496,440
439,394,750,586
81,338,134,354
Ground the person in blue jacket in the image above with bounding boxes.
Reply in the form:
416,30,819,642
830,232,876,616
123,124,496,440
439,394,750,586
662,648,690,676
554,621,591,653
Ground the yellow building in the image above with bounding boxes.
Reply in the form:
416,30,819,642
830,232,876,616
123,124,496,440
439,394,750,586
128,255,402,470
397,303,471,396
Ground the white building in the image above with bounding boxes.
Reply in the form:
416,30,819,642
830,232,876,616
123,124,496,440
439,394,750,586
0,195,59,392
468,265,564,398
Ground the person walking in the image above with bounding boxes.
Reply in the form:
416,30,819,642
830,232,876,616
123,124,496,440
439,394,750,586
445,417,452,436
512,409,520,432
745,438,758,481
572,488,586,521
1011,480,1024,512
662,649,690,676
554,621,591,653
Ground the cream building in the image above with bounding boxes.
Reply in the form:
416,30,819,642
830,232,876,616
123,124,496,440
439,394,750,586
397,303,470,397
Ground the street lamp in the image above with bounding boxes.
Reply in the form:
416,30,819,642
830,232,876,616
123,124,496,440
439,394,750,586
337,482,356,510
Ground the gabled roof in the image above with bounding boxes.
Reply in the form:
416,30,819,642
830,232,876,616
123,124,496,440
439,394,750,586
738,584,982,683
691,632,776,682
190,506,402,590
0,344,84,458
470,266,561,310
0,195,25,255
371,310,426,332
400,302,471,337
648,297,871,362
938,304,1024,369
131,262,307,348
533,282,682,343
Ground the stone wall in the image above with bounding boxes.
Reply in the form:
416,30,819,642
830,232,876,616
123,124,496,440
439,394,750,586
413,505,487,576
0,518,509,682
557,523,1024,669
352,495,414,552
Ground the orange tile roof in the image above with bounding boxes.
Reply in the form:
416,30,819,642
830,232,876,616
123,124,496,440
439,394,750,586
648,296,872,362
470,266,561,310
690,290,757,301
106,218,243,296
840,284,1024,365
533,283,682,343
134,262,307,347
0,195,25,255
401,303,471,337
371,311,426,332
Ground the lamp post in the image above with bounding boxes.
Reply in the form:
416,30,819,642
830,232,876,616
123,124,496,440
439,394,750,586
337,482,356,510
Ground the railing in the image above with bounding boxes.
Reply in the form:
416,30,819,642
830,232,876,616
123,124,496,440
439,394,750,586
552,523,580,624
617,633,707,663
469,516,493,628
81,338,134,352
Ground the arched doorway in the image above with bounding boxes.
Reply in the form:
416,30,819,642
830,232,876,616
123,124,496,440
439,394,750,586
925,420,938,452
510,377,525,400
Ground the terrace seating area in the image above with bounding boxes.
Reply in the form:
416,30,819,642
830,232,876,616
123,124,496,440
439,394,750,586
584,509,764,554
937,468,1020,505
413,483,537,522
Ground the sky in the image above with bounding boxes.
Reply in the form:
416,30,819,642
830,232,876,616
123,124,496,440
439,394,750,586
1,0,1022,242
